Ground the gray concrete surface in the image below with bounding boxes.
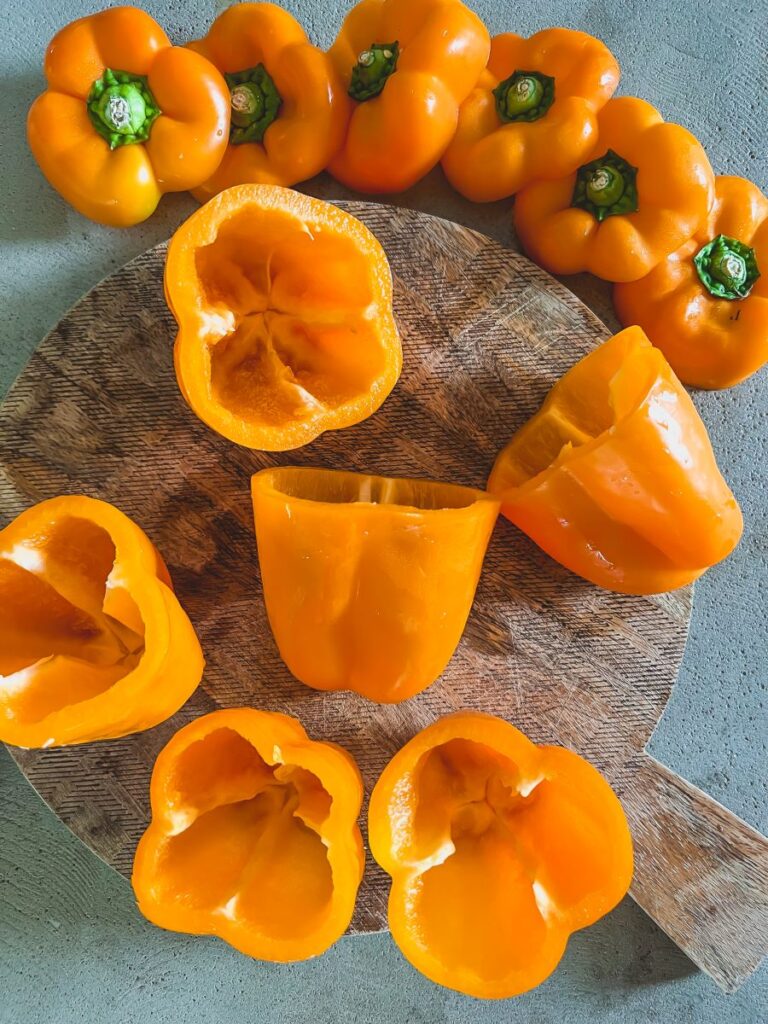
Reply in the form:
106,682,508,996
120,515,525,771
1,1,766,1021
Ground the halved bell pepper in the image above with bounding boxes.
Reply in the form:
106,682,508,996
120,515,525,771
167,184,402,450
251,467,500,702
132,708,364,962
514,97,715,282
614,175,768,389
327,0,490,193
487,327,743,594
442,28,620,202
369,711,633,998
0,496,203,748
187,3,349,200
27,6,230,227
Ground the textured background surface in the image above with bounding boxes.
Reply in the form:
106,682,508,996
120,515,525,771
0,1,766,1021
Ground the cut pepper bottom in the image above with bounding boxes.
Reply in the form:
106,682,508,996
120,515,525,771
388,735,629,995
488,327,743,593
146,726,335,941
0,516,145,726
251,467,500,701
370,714,633,998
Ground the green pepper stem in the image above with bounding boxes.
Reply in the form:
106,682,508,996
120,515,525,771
231,83,263,121
225,65,282,145
348,42,399,102
571,150,639,222
87,69,160,149
694,234,760,300
493,70,555,123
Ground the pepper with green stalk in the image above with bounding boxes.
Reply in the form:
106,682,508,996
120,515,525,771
186,2,349,199
27,6,231,226
615,175,768,389
326,0,491,193
514,96,715,282
442,28,620,202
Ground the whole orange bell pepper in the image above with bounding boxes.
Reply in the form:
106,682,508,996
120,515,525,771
326,0,490,193
27,6,230,227
187,3,348,200
133,708,364,962
251,467,500,702
369,711,633,998
0,496,204,748
514,97,715,282
167,184,402,450
487,327,743,594
442,28,620,202
614,175,768,389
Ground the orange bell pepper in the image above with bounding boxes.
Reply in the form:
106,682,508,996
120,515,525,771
614,175,768,389
167,184,402,450
369,711,633,998
27,6,230,227
0,496,203,748
251,467,500,702
187,3,348,200
487,326,743,594
326,0,490,193
442,28,620,202
132,708,364,962
514,96,715,282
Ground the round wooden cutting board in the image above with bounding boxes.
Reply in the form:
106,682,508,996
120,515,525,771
1,203,766,992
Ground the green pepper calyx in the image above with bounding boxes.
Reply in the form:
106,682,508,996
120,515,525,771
694,234,760,300
348,42,399,102
87,69,160,149
225,65,282,145
571,149,639,222
493,70,555,123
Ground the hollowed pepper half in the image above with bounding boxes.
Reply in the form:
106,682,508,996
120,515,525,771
0,496,203,748
514,97,715,282
442,28,620,202
132,708,364,962
488,327,743,594
614,175,768,389
326,0,490,193
187,3,349,200
167,184,402,451
251,467,500,702
27,6,230,227
369,712,633,998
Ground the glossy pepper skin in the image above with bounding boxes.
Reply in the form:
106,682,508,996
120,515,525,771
369,711,633,999
442,29,620,202
514,97,715,282
27,7,230,227
327,0,490,193
251,467,500,702
188,4,348,200
0,496,203,748
614,175,768,389
132,708,364,962
488,327,743,594
167,184,401,450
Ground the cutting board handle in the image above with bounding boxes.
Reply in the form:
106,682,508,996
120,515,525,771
621,751,768,992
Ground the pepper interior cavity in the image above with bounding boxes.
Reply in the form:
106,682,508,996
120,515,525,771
169,187,401,451
197,211,385,422
0,516,145,725
149,727,334,938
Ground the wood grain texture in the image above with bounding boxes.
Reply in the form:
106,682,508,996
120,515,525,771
0,203,764,990
621,753,768,992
